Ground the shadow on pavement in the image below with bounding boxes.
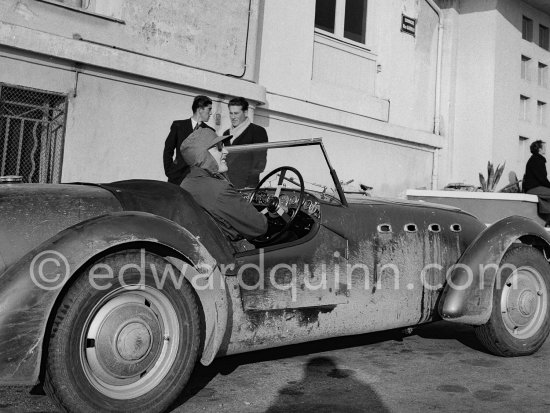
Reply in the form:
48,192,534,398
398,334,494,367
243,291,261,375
170,321,486,410
170,328,403,410
266,356,389,413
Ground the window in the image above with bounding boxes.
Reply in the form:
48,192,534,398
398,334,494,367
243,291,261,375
523,16,533,41
520,95,530,121
540,25,550,50
315,0,368,45
519,136,530,170
315,0,337,33
0,84,67,183
522,55,531,81
539,63,548,87
538,101,546,125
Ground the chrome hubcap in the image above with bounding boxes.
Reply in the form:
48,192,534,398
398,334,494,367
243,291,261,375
81,286,180,399
500,266,547,339
117,322,152,361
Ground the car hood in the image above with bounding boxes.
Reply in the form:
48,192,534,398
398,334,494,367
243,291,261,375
347,194,474,215
0,183,123,274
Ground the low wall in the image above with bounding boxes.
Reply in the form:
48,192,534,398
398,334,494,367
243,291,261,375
405,190,545,226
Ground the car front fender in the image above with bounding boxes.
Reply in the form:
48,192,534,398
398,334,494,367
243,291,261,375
0,211,228,385
438,215,550,325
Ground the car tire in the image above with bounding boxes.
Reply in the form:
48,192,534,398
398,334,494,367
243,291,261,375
43,250,201,413
474,245,550,356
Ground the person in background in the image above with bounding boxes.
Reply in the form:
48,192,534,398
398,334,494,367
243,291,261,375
163,95,214,185
180,127,267,242
523,140,550,223
222,97,268,188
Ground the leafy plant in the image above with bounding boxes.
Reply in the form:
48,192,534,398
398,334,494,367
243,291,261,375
479,161,505,192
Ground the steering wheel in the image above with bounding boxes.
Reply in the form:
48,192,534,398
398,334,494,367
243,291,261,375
249,166,305,244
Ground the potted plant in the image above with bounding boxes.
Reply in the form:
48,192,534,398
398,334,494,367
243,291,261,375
479,161,505,192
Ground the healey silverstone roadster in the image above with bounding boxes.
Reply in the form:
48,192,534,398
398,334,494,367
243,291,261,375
0,139,549,412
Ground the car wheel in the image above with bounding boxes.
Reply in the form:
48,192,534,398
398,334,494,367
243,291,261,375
43,250,201,413
475,246,550,356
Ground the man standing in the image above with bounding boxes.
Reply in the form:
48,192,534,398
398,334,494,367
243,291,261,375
163,95,214,185
223,97,268,188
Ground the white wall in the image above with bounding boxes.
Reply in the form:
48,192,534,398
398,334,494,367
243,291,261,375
256,0,443,196
1,0,443,196
446,0,550,188
255,111,435,197
0,0,253,77
377,0,439,131
452,7,497,185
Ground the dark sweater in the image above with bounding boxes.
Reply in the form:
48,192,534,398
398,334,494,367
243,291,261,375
523,153,550,192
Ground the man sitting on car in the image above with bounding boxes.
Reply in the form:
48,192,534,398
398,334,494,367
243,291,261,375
179,127,268,243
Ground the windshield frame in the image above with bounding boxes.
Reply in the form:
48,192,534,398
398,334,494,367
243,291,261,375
225,138,348,206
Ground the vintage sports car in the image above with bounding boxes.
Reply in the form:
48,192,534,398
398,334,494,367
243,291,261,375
0,139,549,412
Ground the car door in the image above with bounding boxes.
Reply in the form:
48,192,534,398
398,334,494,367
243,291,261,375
235,210,350,311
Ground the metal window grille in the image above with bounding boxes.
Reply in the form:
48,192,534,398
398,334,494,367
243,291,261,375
0,84,68,183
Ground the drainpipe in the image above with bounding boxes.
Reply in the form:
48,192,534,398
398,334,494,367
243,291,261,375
426,0,443,190
426,0,442,136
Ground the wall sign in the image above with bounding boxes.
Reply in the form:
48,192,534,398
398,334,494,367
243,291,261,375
401,14,417,37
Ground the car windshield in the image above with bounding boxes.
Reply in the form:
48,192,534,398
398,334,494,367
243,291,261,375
225,139,343,204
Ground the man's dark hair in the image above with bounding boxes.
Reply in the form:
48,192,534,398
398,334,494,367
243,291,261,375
228,97,249,112
531,140,545,154
192,95,212,113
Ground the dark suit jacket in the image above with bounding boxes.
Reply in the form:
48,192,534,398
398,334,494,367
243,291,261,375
223,123,268,188
163,119,214,185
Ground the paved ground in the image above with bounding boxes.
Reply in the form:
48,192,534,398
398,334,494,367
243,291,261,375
1,321,549,412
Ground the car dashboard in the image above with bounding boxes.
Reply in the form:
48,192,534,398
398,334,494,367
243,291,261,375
240,188,322,243
247,189,321,218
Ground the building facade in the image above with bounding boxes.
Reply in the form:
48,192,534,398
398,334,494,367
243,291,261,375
439,0,550,188
1,0,547,195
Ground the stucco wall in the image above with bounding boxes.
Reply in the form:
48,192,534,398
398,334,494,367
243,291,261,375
1,0,440,196
255,111,435,197
0,48,435,194
377,0,439,132
447,0,550,188
492,0,523,179
452,6,497,185
0,0,253,78
255,0,442,196
0,48,248,183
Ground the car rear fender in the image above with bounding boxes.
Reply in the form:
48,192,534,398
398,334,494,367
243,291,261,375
438,216,550,325
0,211,228,385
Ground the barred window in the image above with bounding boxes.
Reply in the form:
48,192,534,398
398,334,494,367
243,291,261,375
0,84,67,183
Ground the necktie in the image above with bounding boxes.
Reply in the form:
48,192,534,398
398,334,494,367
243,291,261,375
193,122,201,131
